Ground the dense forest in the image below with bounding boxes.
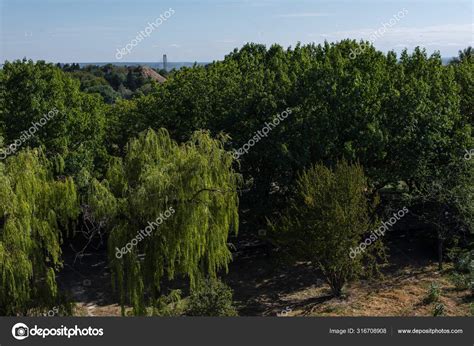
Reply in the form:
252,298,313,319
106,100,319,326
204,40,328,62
0,40,472,317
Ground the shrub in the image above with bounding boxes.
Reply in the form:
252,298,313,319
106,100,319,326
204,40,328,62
448,247,471,273
450,273,469,290
186,279,238,316
272,160,383,297
424,283,441,304
151,290,183,316
448,247,473,292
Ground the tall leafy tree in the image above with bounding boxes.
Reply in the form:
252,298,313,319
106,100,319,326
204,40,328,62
452,47,473,124
89,128,241,314
0,149,79,315
272,160,382,297
408,159,473,269
0,59,108,188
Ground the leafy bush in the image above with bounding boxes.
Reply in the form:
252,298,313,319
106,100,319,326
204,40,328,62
151,290,184,316
424,283,441,304
448,247,471,273
186,279,238,316
448,247,474,292
273,160,383,297
450,273,469,290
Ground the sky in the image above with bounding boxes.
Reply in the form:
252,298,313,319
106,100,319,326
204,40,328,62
0,0,472,63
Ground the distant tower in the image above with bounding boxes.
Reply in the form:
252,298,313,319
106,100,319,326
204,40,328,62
163,54,168,71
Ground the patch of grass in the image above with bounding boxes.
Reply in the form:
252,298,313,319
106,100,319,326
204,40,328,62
320,305,345,314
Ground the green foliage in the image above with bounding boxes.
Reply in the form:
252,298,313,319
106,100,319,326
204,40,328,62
1,42,473,316
433,303,445,316
186,279,238,316
272,160,383,296
83,85,120,104
447,247,474,293
28,295,74,317
0,59,109,184
89,128,241,314
63,64,160,103
105,42,472,238
424,283,441,304
450,272,469,291
0,149,79,315
407,160,473,269
151,289,184,316
451,47,473,123
471,260,474,294
448,246,473,273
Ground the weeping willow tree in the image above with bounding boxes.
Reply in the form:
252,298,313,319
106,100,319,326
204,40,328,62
89,128,241,314
0,148,79,315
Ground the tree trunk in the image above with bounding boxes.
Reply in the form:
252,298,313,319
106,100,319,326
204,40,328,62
437,232,443,271
328,275,344,297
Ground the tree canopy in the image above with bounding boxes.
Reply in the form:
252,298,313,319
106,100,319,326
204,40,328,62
89,128,241,314
0,42,472,316
0,149,79,315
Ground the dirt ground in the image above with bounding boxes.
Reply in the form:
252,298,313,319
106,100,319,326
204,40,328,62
227,259,471,317
57,236,473,317
225,235,472,317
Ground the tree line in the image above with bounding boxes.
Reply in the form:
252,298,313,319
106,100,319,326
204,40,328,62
0,40,472,315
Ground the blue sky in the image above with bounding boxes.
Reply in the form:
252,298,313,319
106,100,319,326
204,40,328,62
1,0,472,62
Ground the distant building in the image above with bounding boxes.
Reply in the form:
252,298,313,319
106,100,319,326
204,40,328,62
163,54,168,71
141,66,166,84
